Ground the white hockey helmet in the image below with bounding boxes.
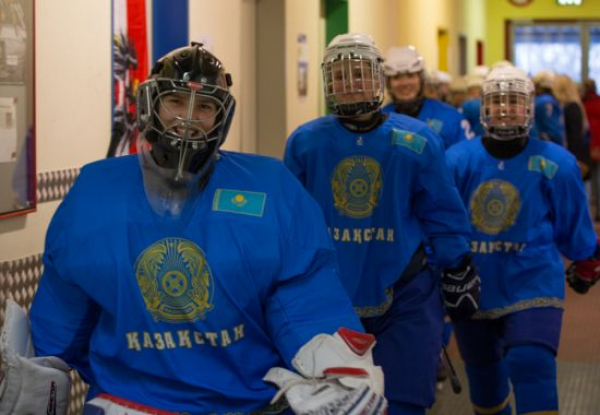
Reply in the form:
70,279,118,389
481,65,534,140
426,69,452,85
322,33,385,117
383,46,425,76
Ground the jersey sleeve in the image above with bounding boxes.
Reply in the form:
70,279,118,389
264,182,362,366
413,131,472,268
29,184,101,384
547,153,597,260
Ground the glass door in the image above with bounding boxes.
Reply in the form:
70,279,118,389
510,21,600,83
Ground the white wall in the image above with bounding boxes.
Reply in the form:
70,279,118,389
189,0,257,153
349,0,399,58
462,0,486,74
284,0,322,137
0,1,111,260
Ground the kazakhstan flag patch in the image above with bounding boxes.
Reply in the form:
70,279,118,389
391,129,427,154
528,155,558,179
212,189,266,217
426,119,444,134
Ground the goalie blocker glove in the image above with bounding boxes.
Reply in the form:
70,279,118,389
264,328,387,415
0,299,71,415
566,241,600,295
442,254,481,321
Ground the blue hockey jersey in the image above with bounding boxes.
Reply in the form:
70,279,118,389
446,138,596,318
535,93,565,146
383,98,473,148
284,113,471,316
461,98,485,138
30,152,361,414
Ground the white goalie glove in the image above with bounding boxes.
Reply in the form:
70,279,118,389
0,299,72,415
264,328,387,415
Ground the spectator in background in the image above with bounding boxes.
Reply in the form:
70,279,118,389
583,78,600,220
461,72,487,138
583,79,600,164
553,74,591,180
447,76,468,109
424,69,453,103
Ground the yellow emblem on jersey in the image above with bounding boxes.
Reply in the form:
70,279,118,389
470,179,521,235
135,238,214,322
232,194,247,207
331,156,383,218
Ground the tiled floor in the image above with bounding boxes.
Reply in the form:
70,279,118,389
428,252,600,415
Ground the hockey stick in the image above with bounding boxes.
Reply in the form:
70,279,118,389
441,345,462,394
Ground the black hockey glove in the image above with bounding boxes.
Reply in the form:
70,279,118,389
442,254,481,321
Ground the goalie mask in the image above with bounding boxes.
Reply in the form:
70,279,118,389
322,33,385,117
136,43,236,217
481,65,534,141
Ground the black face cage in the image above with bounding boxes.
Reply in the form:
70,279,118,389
137,78,234,148
481,83,533,140
322,56,385,117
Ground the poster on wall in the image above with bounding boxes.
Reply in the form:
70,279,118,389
297,34,308,98
107,0,149,157
0,0,27,84
0,0,34,219
0,96,17,163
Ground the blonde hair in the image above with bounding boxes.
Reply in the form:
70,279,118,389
552,74,588,129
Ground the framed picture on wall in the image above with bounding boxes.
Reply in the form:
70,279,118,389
0,0,35,219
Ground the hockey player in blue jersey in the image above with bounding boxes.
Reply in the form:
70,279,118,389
381,46,473,148
461,72,487,138
0,44,388,415
533,70,565,146
284,33,481,415
446,65,600,415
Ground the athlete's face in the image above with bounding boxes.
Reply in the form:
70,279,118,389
157,91,218,136
326,59,380,104
387,72,421,102
484,92,529,127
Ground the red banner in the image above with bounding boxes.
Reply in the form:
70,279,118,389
108,0,148,157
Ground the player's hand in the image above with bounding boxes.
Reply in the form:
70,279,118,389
442,254,481,320
566,258,600,294
0,299,71,415
264,328,386,415
265,367,386,415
